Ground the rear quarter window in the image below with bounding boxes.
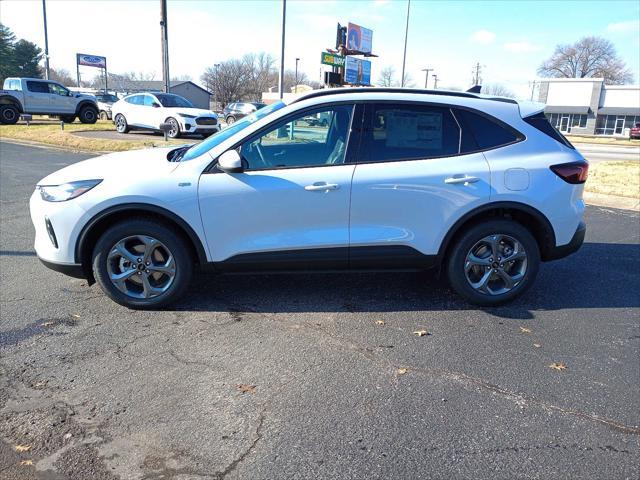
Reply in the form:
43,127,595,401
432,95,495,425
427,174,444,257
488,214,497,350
454,109,523,151
523,112,574,149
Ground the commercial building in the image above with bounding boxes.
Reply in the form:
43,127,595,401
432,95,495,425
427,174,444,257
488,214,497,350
537,78,640,137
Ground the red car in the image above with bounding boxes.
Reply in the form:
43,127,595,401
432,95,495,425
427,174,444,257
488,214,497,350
630,123,640,140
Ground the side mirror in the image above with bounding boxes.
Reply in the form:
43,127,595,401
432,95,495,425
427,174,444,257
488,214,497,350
152,103,161,108
218,149,243,173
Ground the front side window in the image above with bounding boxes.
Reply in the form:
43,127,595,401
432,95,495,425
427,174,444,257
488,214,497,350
48,83,69,96
26,81,49,93
362,104,460,163
239,104,354,170
155,93,192,108
143,95,156,107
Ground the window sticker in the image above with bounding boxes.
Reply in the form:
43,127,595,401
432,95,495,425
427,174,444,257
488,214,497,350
384,111,443,149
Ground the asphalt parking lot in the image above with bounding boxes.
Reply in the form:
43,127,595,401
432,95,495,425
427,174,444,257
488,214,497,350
1,141,638,479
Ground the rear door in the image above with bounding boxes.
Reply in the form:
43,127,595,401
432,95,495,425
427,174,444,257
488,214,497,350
24,81,51,112
349,102,492,264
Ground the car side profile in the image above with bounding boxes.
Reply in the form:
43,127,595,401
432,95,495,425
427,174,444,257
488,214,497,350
222,102,266,124
30,88,588,309
111,92,219,138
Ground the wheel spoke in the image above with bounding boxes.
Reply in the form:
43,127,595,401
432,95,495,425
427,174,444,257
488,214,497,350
139,236,159,263
467,253,491,266
110,241,138,264
496,269,515,289
471,270,492,293
149,256,175,275
141,274,164,298
109,269,136,293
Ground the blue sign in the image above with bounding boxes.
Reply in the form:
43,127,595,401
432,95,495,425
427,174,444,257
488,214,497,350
344,57,371,86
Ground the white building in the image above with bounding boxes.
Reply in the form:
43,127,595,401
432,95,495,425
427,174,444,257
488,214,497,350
538,78,640,136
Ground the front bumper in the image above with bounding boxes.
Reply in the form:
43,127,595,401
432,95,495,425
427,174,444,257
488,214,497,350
178,118,219,135
544,221,586,261
39,258,85,279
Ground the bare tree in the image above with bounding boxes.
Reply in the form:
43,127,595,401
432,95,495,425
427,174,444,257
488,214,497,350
538,36,633,84
377,66,395,87
49,67,75,86
482,83,516,98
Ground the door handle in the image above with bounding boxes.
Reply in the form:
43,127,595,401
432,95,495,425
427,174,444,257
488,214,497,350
444,175,480,185
304,182,339,191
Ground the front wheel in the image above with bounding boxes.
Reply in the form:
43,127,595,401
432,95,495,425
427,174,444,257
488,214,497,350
79,105,98,124
114,114,129,133
99,110,109,120
165,117,180,138
60,115,76,123
446,220,540,306
226,116,236,125
92,219,193,309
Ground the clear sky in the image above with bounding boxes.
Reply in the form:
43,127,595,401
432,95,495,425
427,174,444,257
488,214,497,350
1,0,638,98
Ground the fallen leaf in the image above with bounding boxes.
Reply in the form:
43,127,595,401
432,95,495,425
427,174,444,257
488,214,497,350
533,343,541,348
396,368,408,375
549,362,567,371
413,330,429,337
519,327,532,333
375,320,385,326
14,445,31,453
20,460,34,466
236,384,256,394
40,321,54,327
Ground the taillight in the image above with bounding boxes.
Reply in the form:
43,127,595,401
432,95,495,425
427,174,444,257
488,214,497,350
550,161,589,184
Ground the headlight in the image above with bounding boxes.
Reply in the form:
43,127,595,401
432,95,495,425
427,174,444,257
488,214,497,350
38,179,102,202
178,113,197,119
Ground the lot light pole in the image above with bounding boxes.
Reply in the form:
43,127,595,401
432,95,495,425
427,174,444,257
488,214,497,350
42,0,50,80
400,0,410,87
421,68,432,89
432,74,438,89
295,57,300,92
278,0,286,99
160,0,170,93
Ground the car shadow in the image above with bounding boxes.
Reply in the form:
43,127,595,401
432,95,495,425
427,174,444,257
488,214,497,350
173,242,639,320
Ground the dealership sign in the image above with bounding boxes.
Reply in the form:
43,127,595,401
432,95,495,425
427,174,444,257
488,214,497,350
346,23,373,54
76,54,107,69
321,52,345,67
344,56,371,86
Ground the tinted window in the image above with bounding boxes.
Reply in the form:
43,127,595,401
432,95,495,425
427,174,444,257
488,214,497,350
523,112,574,149
48,83,69,96
125,95,140,105
239,104,353,169
156,93,192,108
362,104,460,162
455,109,521,151
26,81,49,93
143,95,156,107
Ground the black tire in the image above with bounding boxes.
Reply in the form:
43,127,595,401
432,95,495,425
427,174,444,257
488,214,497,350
114,114,129,133
78,105,98,124
0,104,20,124
92,219,194,309
99,110,109,121
165,117,180,138
226,115,236,125
320,119,329,127
446,220,540,306
60,115,76,123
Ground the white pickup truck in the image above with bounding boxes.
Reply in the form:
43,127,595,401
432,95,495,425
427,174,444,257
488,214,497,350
0,77,99,124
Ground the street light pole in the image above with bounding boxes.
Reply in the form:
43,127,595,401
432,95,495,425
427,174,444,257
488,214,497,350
42,0,50,80
432,74,438,89
278,0,286,99
160,0,170,93
421,68,432,89
295,57,300,93
400,0,411,87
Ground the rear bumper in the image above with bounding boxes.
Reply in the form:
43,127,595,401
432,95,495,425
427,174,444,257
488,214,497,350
544,221,586,261
39,258,86,279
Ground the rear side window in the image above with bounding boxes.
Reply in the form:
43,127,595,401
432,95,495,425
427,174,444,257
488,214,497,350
26,81,49,93
454,109,522,151
523,112,574,149
361,104,460,162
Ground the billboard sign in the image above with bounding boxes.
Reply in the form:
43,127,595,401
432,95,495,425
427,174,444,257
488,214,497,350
321,52,346,67
347,22,373,54
77,54,107,68
344,57,371,86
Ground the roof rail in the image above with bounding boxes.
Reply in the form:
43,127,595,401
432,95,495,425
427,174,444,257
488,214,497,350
291,87,517,105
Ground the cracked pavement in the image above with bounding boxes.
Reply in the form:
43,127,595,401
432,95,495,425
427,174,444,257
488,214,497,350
1,141,639,479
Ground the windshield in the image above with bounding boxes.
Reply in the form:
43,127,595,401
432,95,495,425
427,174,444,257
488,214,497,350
156,93,193,108
181,101,286,161
97,94,119,103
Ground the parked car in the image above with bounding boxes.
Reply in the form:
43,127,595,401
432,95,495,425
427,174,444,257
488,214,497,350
630,123,640,140
30,88,588,309
0,77,98,124
95,93,120,120
222,102,266,124
111,92,219,138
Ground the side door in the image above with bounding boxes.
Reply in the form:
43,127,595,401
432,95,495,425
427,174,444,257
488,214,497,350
47,82,75,114
124,95,144,126
198,103,359,269
23,80,51,113
349,103,492,266
139,94,159,128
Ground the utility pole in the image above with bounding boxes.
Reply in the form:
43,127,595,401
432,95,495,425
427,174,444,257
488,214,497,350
530,80,537,101
432,74,438,89
42,0,50,80
473,62,482,85
278,0,286,99
400,0,411,87
160,0,170,93
421,67,432,89
295,57,300,93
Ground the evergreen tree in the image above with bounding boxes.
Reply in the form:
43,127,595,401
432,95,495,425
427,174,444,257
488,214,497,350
0,23,16,83
13,39,42,78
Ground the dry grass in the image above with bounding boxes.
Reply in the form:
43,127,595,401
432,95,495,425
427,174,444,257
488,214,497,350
0,120,185,152
567,135,639,147
586,160,640,198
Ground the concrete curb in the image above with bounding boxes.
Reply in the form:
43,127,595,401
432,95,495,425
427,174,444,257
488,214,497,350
584,192,640,212
0,137,108,155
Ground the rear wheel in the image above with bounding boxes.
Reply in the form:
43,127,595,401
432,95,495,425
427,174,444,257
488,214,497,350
115,114,129,133
165,117,180,138
446,220,540,306
0,104,20,124
226,115,236,125
99,110,109,120
60,115,76,123
92,219,193,309
79,105,98,124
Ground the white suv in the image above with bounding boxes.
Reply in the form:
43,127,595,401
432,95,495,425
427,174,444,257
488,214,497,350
30,88,588,309
111,92,219,138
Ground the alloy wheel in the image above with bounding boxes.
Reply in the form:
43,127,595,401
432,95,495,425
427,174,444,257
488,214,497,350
115,115,127,132
464,234,528,295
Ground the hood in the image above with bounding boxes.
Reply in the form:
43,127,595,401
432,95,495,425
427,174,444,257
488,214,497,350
163,107,217,117
37,147,181,186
